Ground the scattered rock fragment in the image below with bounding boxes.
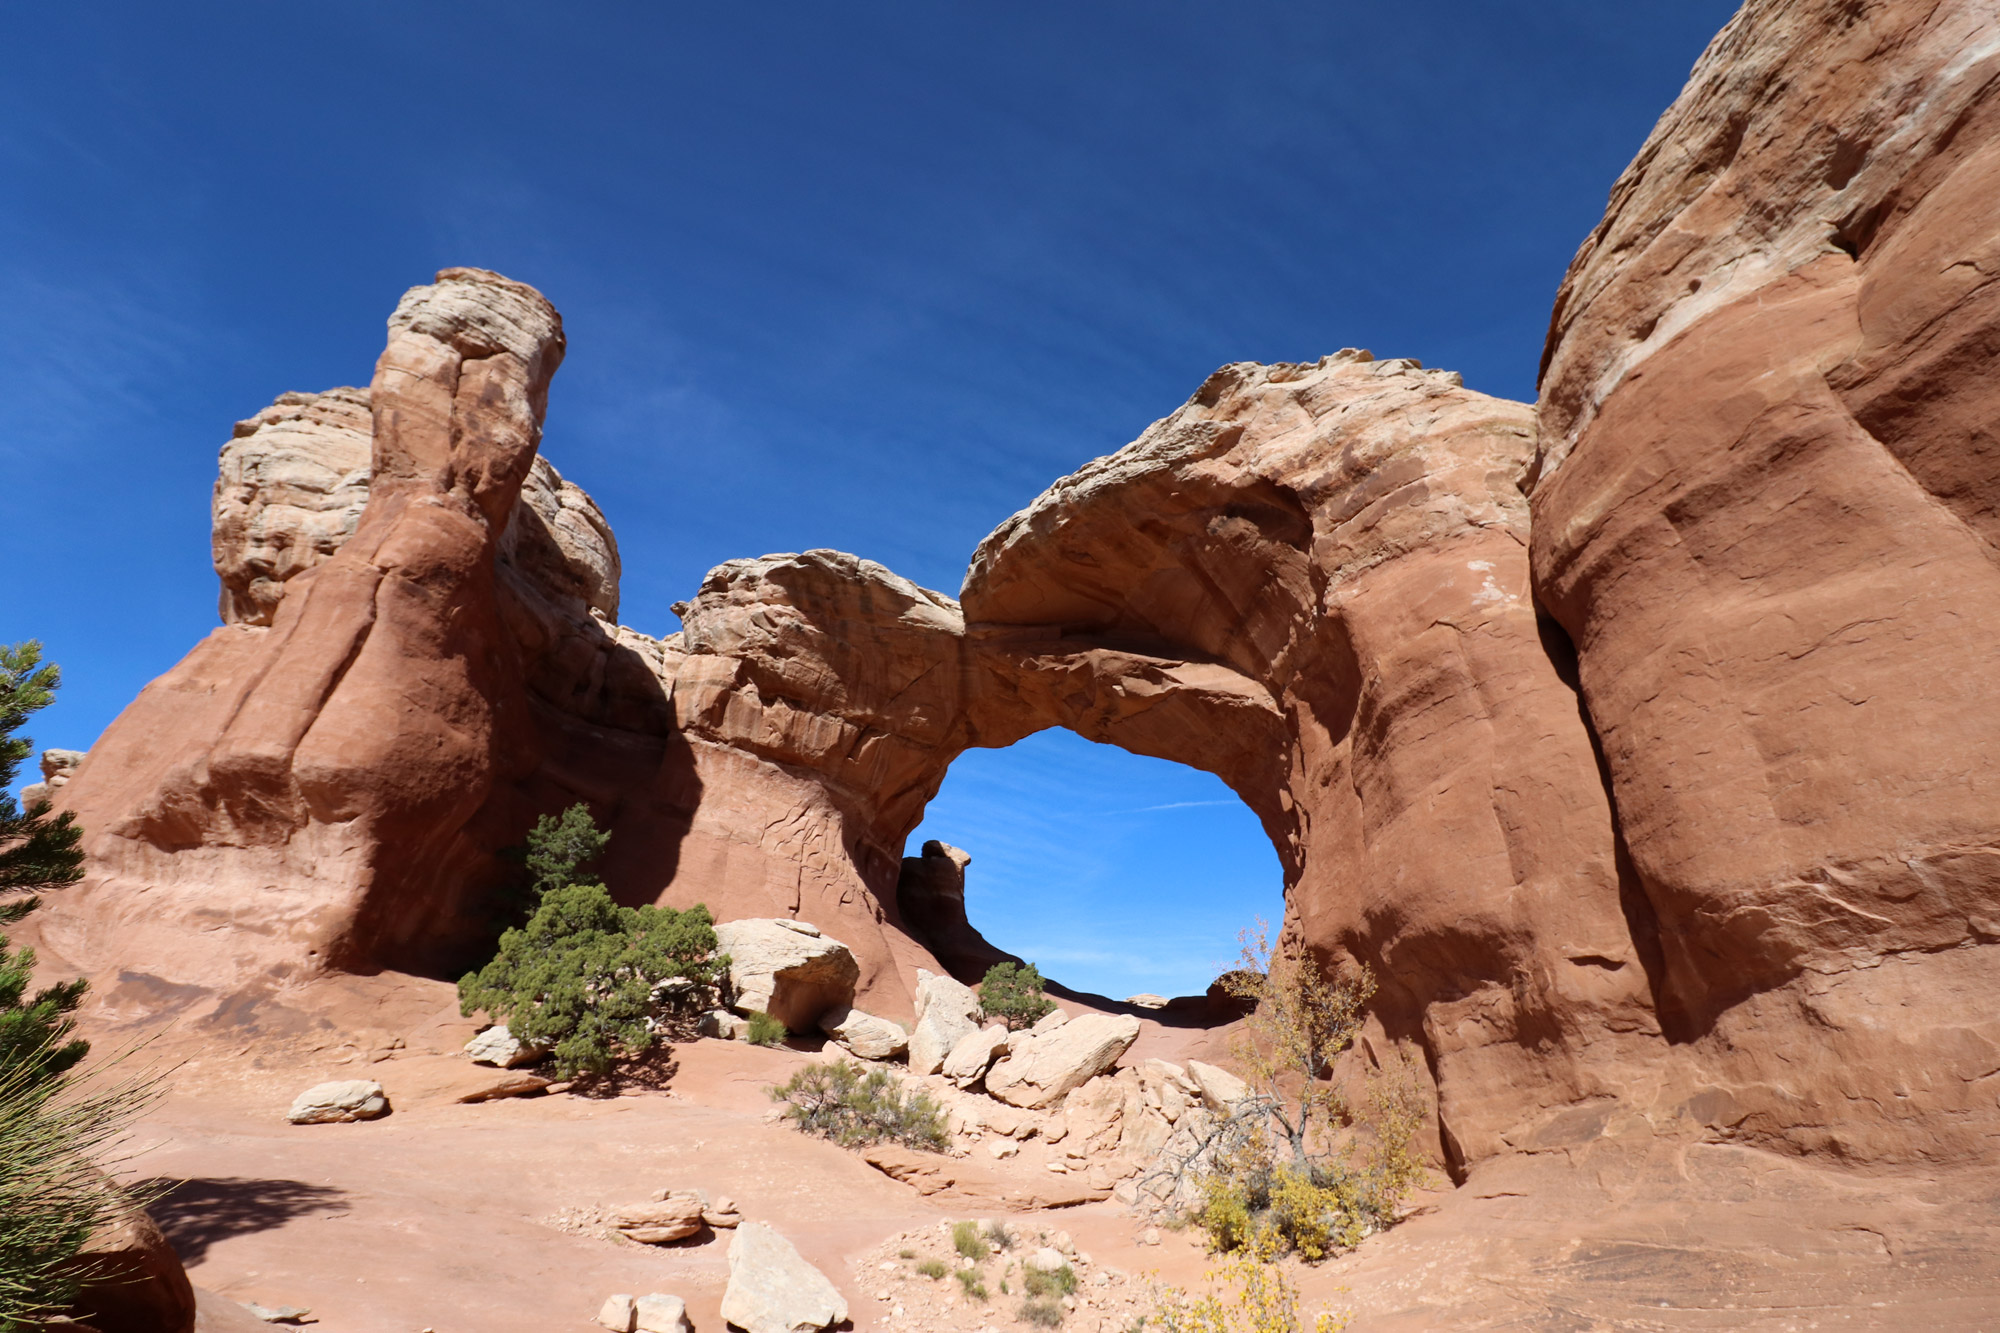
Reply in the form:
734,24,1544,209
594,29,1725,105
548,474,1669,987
941,1025,1009,1087
596,1294,636,1332
818,1005,909,1059
285,1081,387,1124
698,1009,750,1040
612,1192,705,1244
720,1221,848,1333
462,1024,546,1068
634,1293,691,1333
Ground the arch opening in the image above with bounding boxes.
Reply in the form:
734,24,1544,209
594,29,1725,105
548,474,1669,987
901,726,1284,1005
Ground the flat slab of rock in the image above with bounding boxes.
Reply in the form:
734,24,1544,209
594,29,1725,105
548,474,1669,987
286,1080,387,1124
720,1221,848,1333
613,1192,705,1244
715,919,859,1033
817,1005,908,1059
985,1014,1140,1109
1186,1059,1250,1112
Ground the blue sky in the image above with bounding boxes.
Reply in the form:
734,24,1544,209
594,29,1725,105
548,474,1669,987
1,1,1738,996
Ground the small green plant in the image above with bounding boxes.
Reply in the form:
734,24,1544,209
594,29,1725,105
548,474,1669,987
956,1267,989,1300
745,1010,786,1046
770,1059,949,1151
952,1219,985,1261
985,1219,1014,1251
898,1248,917,1259
1024,1263,1078,1298
1001,1276,1011,1294
916,1258,948,1279
978,961,1057,1030
458,804,725,1080
1019,1296,1065,1327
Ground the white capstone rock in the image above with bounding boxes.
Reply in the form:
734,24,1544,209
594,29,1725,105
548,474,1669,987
720,1222,849,1333
1125,993,1170,1009
286,1080,388,1124
463,1024,546,1068
908,969,980,1076
715,919,860,1032
818,1006,909,1060
635,1293,691,1333
984,1014,1142,1110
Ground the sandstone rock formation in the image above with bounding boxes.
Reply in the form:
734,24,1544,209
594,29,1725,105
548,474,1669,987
985,1013,1140,1110
817,1005,909,1059
18,747,84,811
33,0,2000,1201
714,918,860,1032
907,969,981,1076
61,1205,198,1333
1530,0,2000,1166
612,1193,705,1245
287,1080,389,1124
463,1024,545,1068
719,1222,847,1333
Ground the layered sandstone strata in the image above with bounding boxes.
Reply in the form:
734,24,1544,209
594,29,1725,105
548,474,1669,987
1531,0,2000,1164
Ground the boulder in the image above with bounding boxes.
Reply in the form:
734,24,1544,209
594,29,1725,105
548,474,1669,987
1125,993,1168,1009
817,1006,908,1059
286,1080,388,1124
613,1192,705,1244
908,969,980,1076
985,1014,1140,1110
698,1009,750,1040
719,1221,849,1333
1031,1008,1069,1034
463,1024,546,1069
597,1295,636,1332
1185,1060,1251,1113
714,919,859,1032
60,1205,197,1333
635,1294,691,1333
941,1025,1009,1087
703,1194,743,1228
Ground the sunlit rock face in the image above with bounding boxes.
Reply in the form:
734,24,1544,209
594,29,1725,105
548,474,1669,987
39,0,2000,1180
1531,0,2000,1166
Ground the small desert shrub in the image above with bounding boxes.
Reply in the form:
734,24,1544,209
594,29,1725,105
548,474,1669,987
1171,922,1428,1262
898,1248,917,1259
978,961,1057,1030
952,1219,985,1261
744,1010,786,1046
769,1059,948,1151
956,1267,989,1300
1024,1263,1078,1298
916,1258,948,1279
1019,1296,1066,1327
1148,1235,1349,1332
985,1219,1014,1251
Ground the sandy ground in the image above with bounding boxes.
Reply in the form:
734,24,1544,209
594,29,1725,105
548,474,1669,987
49,962,2000,1333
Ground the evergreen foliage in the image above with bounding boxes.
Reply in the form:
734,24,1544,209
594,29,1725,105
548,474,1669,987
0,642,89,1089
458,804,723,1080
744,1010,786,1046
0,643,161,1326
977,961,1057,1030
769,1058,949,1151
